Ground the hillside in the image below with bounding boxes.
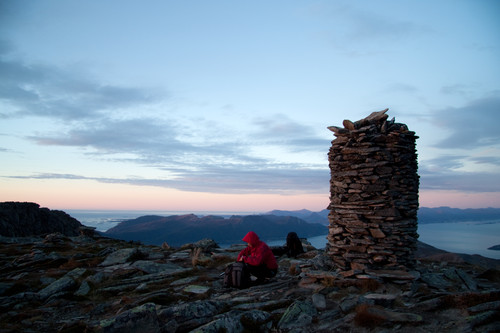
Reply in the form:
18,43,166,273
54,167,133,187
418,206,500,224
105,214,328,246
267,209,330,225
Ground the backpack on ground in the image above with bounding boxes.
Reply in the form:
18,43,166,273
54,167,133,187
223,262,250,289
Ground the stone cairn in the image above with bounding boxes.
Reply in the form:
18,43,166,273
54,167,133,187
325,109,419,273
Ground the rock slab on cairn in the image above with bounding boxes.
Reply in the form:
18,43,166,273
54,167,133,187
326,109,419,272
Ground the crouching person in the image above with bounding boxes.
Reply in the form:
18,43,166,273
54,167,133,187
237,231,278,284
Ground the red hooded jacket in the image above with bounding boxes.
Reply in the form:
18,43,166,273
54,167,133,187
237,231,278,270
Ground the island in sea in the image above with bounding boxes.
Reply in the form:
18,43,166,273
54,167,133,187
103,213,328,247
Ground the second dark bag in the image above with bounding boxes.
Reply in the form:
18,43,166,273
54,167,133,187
223,262,250,288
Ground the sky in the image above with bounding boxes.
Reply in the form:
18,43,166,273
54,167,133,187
1,0,499,212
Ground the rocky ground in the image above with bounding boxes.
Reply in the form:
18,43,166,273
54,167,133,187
0,233,499,333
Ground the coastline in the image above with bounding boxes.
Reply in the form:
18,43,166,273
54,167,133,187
70,210,500,260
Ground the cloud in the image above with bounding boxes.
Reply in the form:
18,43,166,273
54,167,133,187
251,114,330,151
341,8,420,43
313,2,427,56
419,155,467,173
29,117,189,155
440,84,474,98
470,156,500,166
160,165,329,193
431,94,500,149
420,171,500,193
7,165,330,194
0,51,164,120
384,83,419,94
0,40,15,57
419,153,500,193
25,114,329,193
28,115,266,163
415,93,500,194
0,43,330,195
22,105,329,191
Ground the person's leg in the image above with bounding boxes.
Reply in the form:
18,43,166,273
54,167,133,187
246,264,277,282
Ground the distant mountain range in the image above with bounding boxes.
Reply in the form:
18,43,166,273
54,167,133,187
103,207,500,247
266,209,330,225
104,214,327,247
417,207,500,224
266,207,500,225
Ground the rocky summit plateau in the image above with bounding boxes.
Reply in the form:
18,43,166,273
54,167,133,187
0,202,499,332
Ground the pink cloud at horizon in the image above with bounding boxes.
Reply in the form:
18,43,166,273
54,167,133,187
3,177,499,212
419,190,500,209
1,179,330,212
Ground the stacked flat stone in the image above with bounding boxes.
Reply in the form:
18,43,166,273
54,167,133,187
325,109,419,273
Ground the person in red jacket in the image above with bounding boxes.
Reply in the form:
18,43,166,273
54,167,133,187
237,231,278,282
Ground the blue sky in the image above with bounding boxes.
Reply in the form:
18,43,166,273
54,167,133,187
1,0,499,211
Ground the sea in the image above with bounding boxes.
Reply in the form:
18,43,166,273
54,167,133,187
67,210,500,260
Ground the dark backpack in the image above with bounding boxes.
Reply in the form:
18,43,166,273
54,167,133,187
223,262,250,289
286,232,304,258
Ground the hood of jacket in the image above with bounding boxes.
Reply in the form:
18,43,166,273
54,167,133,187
242,231,260,247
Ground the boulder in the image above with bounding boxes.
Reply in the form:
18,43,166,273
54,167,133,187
278,300,318,330
0,202,83,237
99,303,159,333
100,248,141,266
38,267,86,300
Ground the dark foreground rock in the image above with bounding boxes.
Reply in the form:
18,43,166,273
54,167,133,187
0,233,499,332
0,202,88,237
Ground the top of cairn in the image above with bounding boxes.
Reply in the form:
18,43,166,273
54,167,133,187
327,108,406,136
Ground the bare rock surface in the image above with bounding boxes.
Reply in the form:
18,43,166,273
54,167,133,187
1,233,499,332
0,202,89,237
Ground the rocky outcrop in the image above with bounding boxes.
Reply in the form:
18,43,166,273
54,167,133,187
0,202,87,237
326,109,419,272
0,233,499,332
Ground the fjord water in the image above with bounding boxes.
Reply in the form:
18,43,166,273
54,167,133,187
69,210,500,260
416,220,500,260
266,221,500,260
